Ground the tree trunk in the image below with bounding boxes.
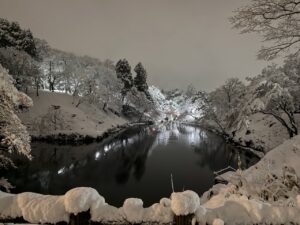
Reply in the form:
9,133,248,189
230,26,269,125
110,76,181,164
75,99,82,107
103,102,107,111
35,78,39,96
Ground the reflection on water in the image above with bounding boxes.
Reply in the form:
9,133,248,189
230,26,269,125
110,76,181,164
4,123,259,207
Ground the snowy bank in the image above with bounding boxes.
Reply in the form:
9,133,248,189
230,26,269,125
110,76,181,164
200,134,300,224
18,91,127,138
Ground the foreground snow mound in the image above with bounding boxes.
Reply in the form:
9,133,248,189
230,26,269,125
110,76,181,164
122,198,144,223
0,191,22,219
142,198,173,224
208,198,300,224
171,190,200,216
17,192,68,223
91,204,124,223
64,187,105,215
212,218,224,225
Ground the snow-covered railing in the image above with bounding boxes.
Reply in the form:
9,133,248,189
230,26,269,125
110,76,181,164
1,187,300,224
0,188,199,225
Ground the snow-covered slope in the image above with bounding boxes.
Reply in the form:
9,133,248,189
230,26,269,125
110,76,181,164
18,91,127,137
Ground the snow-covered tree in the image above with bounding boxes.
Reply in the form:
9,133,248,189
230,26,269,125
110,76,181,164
261,84,298,137
222,78,246,110
116,59,133,99
244,61,300,138
134,62,153,101
0,65,32,191
198,91,229,136
134,62,148,92
185,84,196,98
230,0,300,60
0,47,40,94
0,18,37,58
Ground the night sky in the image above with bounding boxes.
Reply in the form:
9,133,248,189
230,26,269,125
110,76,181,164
0,0,278,90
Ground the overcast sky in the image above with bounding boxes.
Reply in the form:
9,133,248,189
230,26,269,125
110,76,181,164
0,0,275,90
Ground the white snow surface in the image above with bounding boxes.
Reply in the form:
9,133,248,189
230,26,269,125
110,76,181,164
198,134,300,224
212,218,224,225
0,189,174,224
1,184,300,224
92,197,173,224
0,191,22,219
91,204,124,223
17,192,68,224
171,190,200,216
18,91,127,137
0,187,104,223
122,198,144,223
64,187,105,215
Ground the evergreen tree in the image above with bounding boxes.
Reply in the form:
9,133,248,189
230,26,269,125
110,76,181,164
0,18,37,58
134,62,148,92
115,59,133,97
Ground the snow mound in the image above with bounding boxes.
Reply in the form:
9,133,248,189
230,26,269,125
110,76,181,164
91,204,124,223
149,201,173,223
194,206,208,224
212,218,224,225
204,198,300,224
64,187,105,215
160,197,171,207
297,195,300,208
171,191,200,216
17,192,68,224
0,191,22,219
122,198,144,223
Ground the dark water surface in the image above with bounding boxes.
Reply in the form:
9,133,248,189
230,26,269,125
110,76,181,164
6,123,259,206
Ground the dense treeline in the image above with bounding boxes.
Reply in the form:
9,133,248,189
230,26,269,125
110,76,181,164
0,18,153,115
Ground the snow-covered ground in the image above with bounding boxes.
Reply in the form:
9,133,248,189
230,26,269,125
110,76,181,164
231,112,300,152
200,134,300,223
18,90,127,137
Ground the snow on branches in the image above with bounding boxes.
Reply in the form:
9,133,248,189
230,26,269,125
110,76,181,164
0,64,32,189
231,0,300,60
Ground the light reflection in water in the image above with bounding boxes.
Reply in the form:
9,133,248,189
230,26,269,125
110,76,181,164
95,151,101,160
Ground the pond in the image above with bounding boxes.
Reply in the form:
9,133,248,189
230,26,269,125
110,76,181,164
5,123,259,207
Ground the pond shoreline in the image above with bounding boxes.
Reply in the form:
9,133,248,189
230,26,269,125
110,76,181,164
31,120,154,145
